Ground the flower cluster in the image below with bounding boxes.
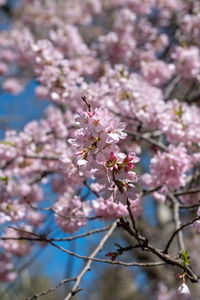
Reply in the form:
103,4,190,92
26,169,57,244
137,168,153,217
0,253,16,282
0,1,200,297
54,195,91,233
143,146,191,202
72,105,140,205
93,194,142,219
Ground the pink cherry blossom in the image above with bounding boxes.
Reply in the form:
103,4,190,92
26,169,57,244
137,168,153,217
177,283,190,295
2,78,24,95
54,195,92,233
173,46,200,79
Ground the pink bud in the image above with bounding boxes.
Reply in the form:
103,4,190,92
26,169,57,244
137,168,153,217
75,150,85,156
175,273,182,279
87,111,95,118
110,152,117,160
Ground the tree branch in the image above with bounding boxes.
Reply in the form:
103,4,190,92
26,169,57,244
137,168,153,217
64,220,117,300
27,277,77,300
168,193,185,252
125,129,169,152
163,216,200,254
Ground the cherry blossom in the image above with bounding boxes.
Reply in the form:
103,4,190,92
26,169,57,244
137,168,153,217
0,1,200,298
177,283,190,295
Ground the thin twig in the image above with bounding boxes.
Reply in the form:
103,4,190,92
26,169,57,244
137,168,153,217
179,203,200,210
142,185,163,196
23,155,59,160
9,219,199,283
164,75,181,100
64,220,117,300
27,277,76,300
164,216,200,254
168,193,185,252
175,188,200,196
117,218,198,282
83,180,100,198
1,225,111,242
125,129,169,152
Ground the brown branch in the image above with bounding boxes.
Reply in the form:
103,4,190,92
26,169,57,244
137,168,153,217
50,224,198,281
179,203,200,210
9,218,199,284
142,185,163,196
125,129,169,152
164,216,200,254
27,277,76,300
64,220,117,300
164,75,181,100
23,155,59,160
49,243,162,267
168,193,185,252
126,198,141,244
175,188,200,197
83,180,100,198
1,225,112,242
117,218,198,282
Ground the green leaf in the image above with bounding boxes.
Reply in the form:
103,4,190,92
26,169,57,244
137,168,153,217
174,105,183,118
114,243,122,249
181,249,190,267
0,141,15,147
120,91,130,101
182,40,187,47
0,176,8,185
120,67,125,77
